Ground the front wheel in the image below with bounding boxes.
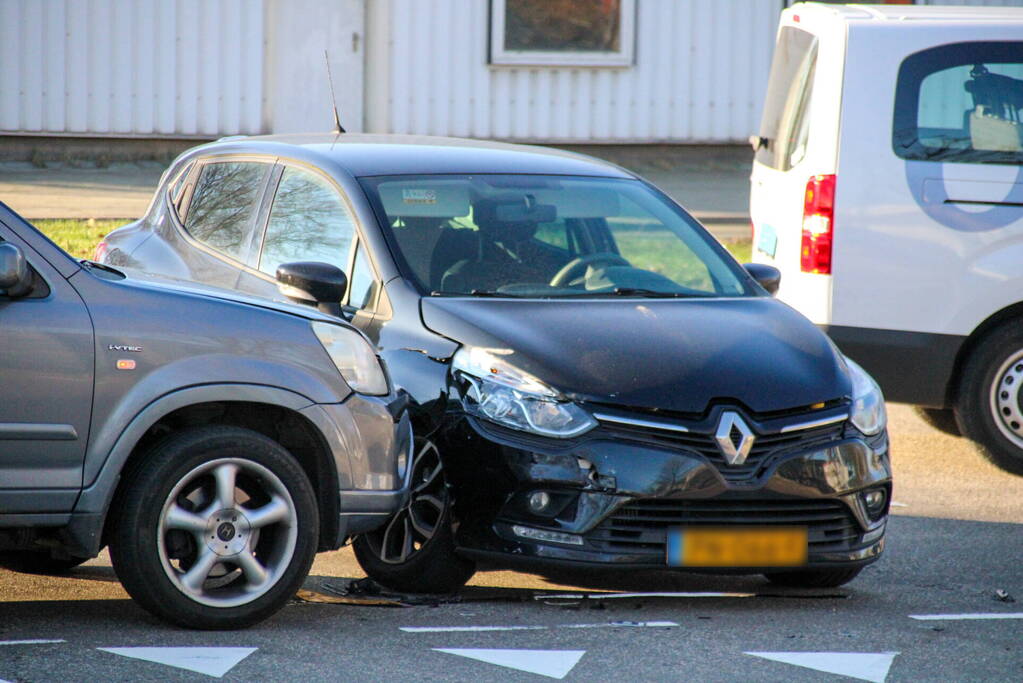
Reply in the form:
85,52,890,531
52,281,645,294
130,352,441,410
353,438,475,594
957,322,1023,476
108,426,319,629
763,567,863,588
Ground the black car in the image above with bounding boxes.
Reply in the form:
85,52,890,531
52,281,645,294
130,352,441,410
100,134,891,592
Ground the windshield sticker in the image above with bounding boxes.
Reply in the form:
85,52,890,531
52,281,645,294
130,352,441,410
402,189,437,205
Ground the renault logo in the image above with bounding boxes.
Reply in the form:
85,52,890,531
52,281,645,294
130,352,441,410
715,411,755,465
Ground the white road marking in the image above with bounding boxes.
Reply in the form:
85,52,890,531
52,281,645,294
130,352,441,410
0,639,66,646
909,612,1023,621
746,651,899,683
434,648,585,680
98,647,257,678
402,621,678,633
535,591,754,600
890,501,908,508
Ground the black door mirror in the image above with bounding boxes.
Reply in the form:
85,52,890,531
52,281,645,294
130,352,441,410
0,243,33,298
743,263,781,296
276,261,348,317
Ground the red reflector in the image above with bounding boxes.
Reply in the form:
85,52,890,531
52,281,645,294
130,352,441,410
92,240,109,262
800,174,835,275
793,14,800,23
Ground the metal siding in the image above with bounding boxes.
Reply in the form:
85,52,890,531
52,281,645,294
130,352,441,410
383,0,781,142
1,0,264,137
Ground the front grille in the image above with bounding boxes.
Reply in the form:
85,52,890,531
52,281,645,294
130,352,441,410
587,498,861,555
601,420,845,481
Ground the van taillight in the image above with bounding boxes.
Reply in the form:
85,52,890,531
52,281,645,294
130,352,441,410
800,174,835,274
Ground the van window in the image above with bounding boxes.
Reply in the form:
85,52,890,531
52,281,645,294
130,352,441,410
894,42,1023,165
755,26,819,172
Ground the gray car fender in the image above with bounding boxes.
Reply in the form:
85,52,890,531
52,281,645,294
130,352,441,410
68,383,350,558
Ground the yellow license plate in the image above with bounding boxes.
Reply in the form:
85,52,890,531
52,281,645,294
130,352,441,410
667,527,808,568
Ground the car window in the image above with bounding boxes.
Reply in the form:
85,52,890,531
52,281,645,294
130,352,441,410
348,241,376,309
258,166,356,277
360,174,752,298
755,26,818,172
184,161,270,261
894,42,1023,165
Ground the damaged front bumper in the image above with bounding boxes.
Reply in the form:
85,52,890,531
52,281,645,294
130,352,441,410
443,415,891,572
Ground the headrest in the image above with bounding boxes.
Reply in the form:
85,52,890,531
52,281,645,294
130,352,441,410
379,182,470,218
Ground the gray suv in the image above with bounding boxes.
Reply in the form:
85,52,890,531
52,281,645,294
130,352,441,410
0,203,412,629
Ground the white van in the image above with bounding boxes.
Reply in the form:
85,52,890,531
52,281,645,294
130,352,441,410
750,3,1023,474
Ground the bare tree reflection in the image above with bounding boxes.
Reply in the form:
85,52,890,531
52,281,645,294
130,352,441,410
259,168,354,275
186,162,269,259
505,0,620,52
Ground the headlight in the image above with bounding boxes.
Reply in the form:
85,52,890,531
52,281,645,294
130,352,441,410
452,347,597,438
312,322,389,396
845,356,886,435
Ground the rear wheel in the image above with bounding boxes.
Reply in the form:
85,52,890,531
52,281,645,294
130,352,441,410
109,426,319,629
353,438,475,594
763,567,863,588
956,322,1023,476
0,551,87,575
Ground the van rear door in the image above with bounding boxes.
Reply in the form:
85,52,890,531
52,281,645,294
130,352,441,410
750,11,843,325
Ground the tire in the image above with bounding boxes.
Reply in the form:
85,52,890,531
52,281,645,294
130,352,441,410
956,322,1023,476
763,567,863,588
0,551,87,575
353,438,475,594
108,425,319,630
913,406,962,437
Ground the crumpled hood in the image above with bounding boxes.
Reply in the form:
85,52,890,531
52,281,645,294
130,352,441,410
421,297,851,414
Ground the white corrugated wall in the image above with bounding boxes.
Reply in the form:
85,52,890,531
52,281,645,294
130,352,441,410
383,0,782,143
0,0,264,137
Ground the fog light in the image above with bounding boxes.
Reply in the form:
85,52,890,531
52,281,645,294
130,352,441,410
512,525,584,546
863,488,887,515
528,491,552,514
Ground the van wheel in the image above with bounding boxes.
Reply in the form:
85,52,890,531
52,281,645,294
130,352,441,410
108,426,319,629
0,551,87,575
763,567,863,588
957,323,1023,476
913,407,962,437
353,438,475,594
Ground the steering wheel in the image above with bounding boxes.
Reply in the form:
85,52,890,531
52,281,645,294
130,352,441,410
549,252,630,287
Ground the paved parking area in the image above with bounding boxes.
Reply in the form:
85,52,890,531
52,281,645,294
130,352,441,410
3,405,1021,681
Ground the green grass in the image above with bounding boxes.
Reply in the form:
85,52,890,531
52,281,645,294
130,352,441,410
723,238,752,263
33,219,125,259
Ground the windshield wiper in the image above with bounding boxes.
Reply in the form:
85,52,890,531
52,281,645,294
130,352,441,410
430,289,524,298
579,287,702,298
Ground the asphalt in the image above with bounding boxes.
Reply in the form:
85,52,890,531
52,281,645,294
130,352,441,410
0,143,752,239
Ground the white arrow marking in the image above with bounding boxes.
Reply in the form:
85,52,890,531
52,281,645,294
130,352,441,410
434,648,585,679
0,639,66,645
535,591,753,600
403,621,677,633
910,612,1023,620
98,647,257,678
746,651,899,683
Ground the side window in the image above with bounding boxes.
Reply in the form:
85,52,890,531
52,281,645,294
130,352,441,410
894,41,1023,165
184,161,270,261
258,166,356,277
348,241,376,309
755,26,819,172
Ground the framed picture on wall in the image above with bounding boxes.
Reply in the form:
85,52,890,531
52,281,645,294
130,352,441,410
490,0,636,67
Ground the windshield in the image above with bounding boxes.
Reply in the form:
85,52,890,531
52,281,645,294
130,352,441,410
359,175,754,298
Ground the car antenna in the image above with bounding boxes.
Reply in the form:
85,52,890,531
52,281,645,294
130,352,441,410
324,50,346,134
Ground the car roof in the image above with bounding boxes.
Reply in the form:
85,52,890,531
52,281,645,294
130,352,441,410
192,133,636,179
791,2,1023,23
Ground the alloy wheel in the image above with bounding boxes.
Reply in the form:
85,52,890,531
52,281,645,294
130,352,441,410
370,439,447,564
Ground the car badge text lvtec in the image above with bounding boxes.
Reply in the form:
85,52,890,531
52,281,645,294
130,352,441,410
108,344,143,352
715,411,755,466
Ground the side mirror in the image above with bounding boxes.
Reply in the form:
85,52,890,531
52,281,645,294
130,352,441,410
743,262,781,296
276,261,348,317
0,243,33,298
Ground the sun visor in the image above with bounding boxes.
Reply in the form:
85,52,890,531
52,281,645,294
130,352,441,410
379,183,471,218
533,189,621,218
